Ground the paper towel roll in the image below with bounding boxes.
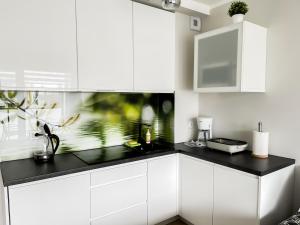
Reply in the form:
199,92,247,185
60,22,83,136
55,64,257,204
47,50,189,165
253,131,269,158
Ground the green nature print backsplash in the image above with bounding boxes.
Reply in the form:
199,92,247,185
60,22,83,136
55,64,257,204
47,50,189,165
0,91,174,161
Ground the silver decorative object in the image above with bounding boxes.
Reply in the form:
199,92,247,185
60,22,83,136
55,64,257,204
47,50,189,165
162,0,181,10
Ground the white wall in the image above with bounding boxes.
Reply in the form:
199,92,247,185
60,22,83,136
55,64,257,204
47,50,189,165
199,0,300,210
174,13,200,143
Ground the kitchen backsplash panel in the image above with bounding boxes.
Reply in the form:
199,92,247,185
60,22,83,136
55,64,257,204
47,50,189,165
0,91,174,161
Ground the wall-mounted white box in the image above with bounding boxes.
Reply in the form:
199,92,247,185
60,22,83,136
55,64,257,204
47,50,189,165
194,21,267,93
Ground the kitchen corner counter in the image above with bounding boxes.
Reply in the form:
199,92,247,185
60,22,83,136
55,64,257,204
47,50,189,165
0,143,295,187
175,143,295,176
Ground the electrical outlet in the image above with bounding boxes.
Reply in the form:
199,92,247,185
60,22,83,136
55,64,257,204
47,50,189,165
190,16,201,32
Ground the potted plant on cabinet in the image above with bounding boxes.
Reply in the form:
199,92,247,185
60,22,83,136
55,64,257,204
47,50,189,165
228,1,249,23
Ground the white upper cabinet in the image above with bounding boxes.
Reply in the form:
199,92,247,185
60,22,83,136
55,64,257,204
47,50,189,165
76,0,134,91
0,0,175,92
0,0,78,91
9,174,90,225
194,21,267,93
133,2,175,92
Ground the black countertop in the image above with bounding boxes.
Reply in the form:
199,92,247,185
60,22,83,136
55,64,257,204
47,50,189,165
0,145,175,187
175,144,295,176
0,143,295,187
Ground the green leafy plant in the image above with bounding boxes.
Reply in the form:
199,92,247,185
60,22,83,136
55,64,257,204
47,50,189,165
228,1,249,17
0,90,80,128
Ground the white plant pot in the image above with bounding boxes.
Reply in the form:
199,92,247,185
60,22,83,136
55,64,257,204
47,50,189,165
232,14,244,23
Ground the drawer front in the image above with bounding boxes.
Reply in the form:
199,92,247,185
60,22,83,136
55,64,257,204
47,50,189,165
91,174,147,219
9,174,90,225
91,203,147,225
91,162,147,186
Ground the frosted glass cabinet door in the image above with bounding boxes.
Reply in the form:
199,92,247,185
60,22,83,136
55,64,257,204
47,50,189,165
0,0,78,90
194,28,240,91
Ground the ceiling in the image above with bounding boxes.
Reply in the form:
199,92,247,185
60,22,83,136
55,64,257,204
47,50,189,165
134,0,233,16
193,0,233,8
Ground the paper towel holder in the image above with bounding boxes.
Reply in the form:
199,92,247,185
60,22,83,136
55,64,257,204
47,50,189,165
252,121,269,159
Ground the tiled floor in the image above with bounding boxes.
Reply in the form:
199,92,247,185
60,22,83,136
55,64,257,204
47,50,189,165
167,220,187,225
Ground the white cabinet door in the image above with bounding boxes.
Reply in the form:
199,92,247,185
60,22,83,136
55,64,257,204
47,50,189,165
9,174,90,225
91,203,147,225
0,0,78,91
213,165,259,225
90,162,147,225
179,155,213,225
133,2,175,92
194,27,241,92
148,155,177,225
194,21,267,93
76,0,133,91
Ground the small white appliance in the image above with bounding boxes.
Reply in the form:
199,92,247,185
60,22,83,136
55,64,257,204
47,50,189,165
197,117,213,146
207,138,248,154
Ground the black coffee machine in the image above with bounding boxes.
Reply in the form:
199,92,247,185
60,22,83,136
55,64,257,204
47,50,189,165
33,124,60,163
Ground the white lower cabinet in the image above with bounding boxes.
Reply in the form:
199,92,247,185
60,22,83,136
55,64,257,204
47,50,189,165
5,155,294,225
148,155,178,225
179,154,213,225
90,162,147,225
91,203,147,225
9,173,90,225
179,155,294,225
213,165,259,225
